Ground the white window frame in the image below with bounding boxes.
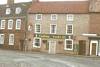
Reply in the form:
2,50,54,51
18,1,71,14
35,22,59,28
33,37,41,48
16,19,21,30
0,20,6,29
15,7,22,14
64,39,73,50
66,14,74,21
8,19,13,30
36,14,42,20
66,24,73,35
51,14,57,20
35,24,41,33
6,8,11,15
0,34,4,44
50,24,57,34
9,34,14,45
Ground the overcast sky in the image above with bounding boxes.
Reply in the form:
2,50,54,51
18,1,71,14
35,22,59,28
0,0,88,4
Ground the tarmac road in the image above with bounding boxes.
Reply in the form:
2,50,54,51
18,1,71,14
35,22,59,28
0,50,100,67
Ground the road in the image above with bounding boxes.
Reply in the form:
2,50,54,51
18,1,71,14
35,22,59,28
0,50,100,67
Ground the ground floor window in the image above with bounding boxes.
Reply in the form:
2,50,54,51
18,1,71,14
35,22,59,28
65,39,73,50
9,34,14,45
0,34,4,44
33,38,41,48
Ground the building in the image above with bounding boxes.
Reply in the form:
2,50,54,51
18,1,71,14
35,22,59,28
88,0,100,56
27,1,90,55
0,0,32,51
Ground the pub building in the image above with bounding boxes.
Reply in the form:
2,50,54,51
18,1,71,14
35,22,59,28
27,0,100,56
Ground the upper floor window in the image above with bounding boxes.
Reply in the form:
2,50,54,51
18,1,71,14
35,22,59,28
51,14,57,20
6,8,11,15
35,24,41,33
66,24,73,35
16,19,21,30
8,19,13,30
0,20,6,29
0,34,4,44
16,7,22,14
36,14,42,20
50,24,57,34
66,14,74,21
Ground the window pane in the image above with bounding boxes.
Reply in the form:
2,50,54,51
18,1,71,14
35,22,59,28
34,38,41,48
67,25,73,34
16,19,21,30
51,14,57,20
67,14,74,21
16,7,21,14
51,25,56,34
0,20,6,29
36,14,42,20
9,34,14,45
65,40,73,50
0,34,4,44
35,24,40,33
8,20,13,29
6,8,11,15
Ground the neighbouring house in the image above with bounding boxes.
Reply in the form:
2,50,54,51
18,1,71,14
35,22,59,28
0,0,32,50
27,1,90,55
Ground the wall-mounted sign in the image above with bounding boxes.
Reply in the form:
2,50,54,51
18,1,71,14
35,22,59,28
34,34,73,39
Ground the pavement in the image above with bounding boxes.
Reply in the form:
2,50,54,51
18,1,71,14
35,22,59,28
0,49,100,67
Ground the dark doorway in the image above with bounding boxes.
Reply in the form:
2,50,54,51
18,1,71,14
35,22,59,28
79,40,86,55
20,40,24,51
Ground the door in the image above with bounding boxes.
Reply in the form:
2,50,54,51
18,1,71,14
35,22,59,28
20,40,24,51
90,40,98,56
49,41,56,54
79,40,86,55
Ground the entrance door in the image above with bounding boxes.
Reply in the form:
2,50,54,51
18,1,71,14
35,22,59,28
20,40,24,51
49,41,56,54
79,40,86,55
90,40,98,56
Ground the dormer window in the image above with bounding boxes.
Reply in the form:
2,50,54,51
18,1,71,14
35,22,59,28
6,8,11,15
16,7,22,14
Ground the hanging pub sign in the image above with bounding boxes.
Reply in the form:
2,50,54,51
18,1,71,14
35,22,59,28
34,34,73,39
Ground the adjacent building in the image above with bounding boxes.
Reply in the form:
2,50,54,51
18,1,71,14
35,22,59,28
0,0,32,50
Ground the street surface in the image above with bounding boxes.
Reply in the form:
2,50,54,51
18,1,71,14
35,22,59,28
0,50,100,67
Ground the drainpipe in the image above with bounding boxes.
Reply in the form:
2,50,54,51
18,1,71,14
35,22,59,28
97,40,100,56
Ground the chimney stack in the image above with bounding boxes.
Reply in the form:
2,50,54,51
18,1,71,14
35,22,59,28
7,0,14,5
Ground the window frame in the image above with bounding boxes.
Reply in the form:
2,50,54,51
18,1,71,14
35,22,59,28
8,19,13,30
51,14,58,21
66,24,73,35
0,34,4,44
66,14,74,21
64,39,73,50
33,37,41,48
15,7,22,14
35,24,41,33
6,8,11,15
50,24,57,34
0,20,6,29
9,34,14,45
16,19,21,30
36,14,42,20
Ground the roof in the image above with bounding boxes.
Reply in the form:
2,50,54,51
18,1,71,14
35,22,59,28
28,1,89,14
0,2,32,17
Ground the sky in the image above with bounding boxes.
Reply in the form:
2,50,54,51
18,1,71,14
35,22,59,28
0,0,88,4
